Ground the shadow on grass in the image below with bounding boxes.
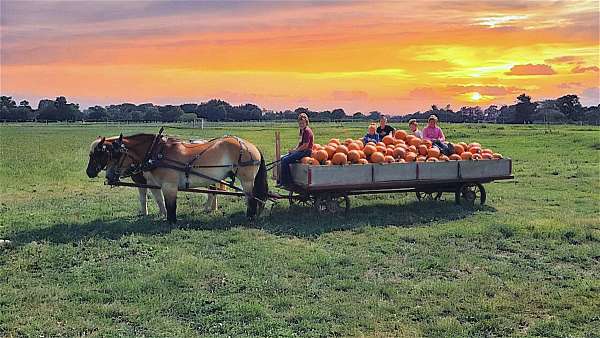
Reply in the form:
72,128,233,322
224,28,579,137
8,198,495,246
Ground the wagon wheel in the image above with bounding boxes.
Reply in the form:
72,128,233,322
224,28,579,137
313,195,350,215
288,191,312,208
415,191,442,201
455,183,486,207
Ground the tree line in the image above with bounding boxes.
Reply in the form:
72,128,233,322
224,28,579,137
1,94,598,124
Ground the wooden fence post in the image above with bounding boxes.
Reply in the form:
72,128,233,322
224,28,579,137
273,131,281,180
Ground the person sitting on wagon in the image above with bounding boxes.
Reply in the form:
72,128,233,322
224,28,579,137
277,113,314,187
422,114,454,156
376,115,395,139
363,123,380,144
408,119,423,138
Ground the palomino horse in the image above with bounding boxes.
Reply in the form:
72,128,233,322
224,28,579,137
86,136,221,216
96,133,268,223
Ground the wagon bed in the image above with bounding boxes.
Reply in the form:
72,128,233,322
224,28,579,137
283,159,513,214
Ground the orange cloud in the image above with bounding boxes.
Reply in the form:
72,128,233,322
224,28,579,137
572,65,599,73
506,64,556,76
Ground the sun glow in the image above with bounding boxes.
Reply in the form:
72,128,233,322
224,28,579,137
471,92,482,101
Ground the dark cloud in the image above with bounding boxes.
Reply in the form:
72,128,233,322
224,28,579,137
505,64,556,75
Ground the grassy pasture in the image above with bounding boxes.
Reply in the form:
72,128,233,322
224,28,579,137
0,122,599,337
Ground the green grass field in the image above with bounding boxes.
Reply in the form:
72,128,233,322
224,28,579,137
0,122,599,337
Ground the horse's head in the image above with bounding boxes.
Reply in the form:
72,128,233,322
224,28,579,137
86,134,129,181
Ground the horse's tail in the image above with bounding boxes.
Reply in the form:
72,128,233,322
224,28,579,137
249,151,269,218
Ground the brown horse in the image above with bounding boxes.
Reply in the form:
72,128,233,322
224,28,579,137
86,136,222,216
95,133,268,223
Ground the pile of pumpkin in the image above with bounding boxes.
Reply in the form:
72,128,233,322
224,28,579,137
302,130,504,165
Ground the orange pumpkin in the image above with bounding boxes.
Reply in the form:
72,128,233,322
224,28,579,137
460,152,472,160
382,135,395,145
344,138,354,145
329,138,341,145
426,157,439,162
409,137,422,147
394,130,408,140
385,148,394,156
422,139,433,148
358,150,366,159
449,154,461,161
408,145,417,153
468,142,481,149
366,141,376,147
393,147,406,159
492,153,503,159
363,145,376,156
312,144,321,151
481,153,493,160
336,144,349,155
427,147,440,158
358,158,369,164
386,144,396,149
458,142,468,150
301,156,312,164
331,152,348,165
405,152,418,162
377,142,386,148
347,150,361,163
384,155,395,163
439,155,450,161
469,146,481,154
472,153,482,160
394,139,405,146
416,155,427,162
355,140,364,149
376,145,387,154
348,142,361,151
453,144,464,155
370,152,385,163
397,158,407,163
324,160,332,165
405,135,416,144
324,145,336,159
418,144,428,156
482,148,493,154
313,149,329,163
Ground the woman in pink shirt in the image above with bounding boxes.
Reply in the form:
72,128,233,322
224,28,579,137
422,115,454,155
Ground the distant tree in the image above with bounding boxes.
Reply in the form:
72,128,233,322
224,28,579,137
352,112,366,120
331,108,346,120
367,111,381,121
178,113,198,122
143,106,162,121
555,94,584,120
514,94,537,123
87,106,108,121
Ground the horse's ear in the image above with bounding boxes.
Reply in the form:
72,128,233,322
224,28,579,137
118,134,123,142
100,137,105,144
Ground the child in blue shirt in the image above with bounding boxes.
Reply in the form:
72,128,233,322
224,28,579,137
363,123,380,144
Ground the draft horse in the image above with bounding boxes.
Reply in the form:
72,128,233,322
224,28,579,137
89,133,268,223
87,136,222,216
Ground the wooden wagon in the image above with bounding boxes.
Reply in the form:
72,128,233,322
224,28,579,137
282,159,513,214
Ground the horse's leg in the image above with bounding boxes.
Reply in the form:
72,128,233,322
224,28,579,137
138,187,148,216
162,183,179,224
150,188,167,217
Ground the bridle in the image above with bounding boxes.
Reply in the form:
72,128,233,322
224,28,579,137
92,135,141,181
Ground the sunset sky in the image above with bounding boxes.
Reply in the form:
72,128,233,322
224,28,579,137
1,0,599,114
